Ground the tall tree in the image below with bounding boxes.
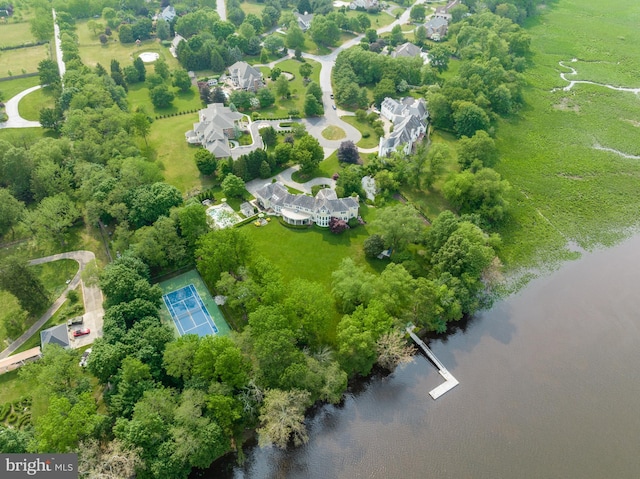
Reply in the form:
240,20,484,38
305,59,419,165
38,59,60,86
0,257,49,315
0,188,25,238
371,203,424,252
24,193,80,246
257,389,312,448
196,228,253,287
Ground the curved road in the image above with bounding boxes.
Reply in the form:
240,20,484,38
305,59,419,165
245,164,335,196
0,251,104,360
0,85,42,129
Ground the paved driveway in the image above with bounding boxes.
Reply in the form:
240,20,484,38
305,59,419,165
0,251,104,359
0,85,42,129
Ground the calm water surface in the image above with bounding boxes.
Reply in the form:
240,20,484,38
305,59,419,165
212,235,640,479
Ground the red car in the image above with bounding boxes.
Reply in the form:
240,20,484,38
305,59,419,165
73,328,90,338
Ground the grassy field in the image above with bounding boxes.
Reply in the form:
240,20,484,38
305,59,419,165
76,20,180,70
18,85,55,121
242,203,385,289
0,75,39,99
0,21,36,47
0,43,49,77
491,0,640,274
341,115,380,148
145,113,215,195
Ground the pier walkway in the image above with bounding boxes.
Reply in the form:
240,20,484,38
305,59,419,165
406,325,459,400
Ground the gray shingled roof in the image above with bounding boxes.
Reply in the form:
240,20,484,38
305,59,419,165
40,324,70,349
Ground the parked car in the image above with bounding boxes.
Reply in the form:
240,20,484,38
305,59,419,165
73,328,90,338
67,316,83,327
79,348,92,367
332,104,336,110
330,93,334,99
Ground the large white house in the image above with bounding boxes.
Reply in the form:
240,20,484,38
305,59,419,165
378,97,428,157
185,103,245,158
254,182,359,227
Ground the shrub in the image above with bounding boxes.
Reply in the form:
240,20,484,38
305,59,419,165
362,131,370,138
67,290,79,303
17,414,31,428
6,412,17,424
0,403,10,421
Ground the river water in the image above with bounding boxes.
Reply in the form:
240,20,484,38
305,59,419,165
210,234,640,479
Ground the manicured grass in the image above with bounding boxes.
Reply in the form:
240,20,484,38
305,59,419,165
262,58,321,117
341,115,380,148
146,113,215,195
0,75,39,99
345,9,396,29
490,0,640,271
0,21,36,47
322,125,346,140
17,85,55,121
127,83,202,116
242,203,384,289
0,43,49,77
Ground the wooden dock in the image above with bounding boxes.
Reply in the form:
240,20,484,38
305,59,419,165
406,326,459,400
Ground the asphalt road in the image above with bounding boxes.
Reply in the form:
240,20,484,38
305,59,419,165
0,251,104,359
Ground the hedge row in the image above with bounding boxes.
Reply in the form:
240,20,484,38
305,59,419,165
234,214,259,228
155,109,199,120
195,189,216,203
278,217,311,229
0,40,48,52
0,403,10,421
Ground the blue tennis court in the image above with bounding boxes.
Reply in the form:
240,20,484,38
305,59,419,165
163,284,219,337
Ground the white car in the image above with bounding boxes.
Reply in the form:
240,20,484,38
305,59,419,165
79,348,92,367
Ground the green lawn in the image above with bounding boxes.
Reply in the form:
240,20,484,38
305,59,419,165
76,20,180,71
18,85,55,121
491,0,640,272
127,83,202,116
0,75,40,99
341,115,380,148
0,21,36,48
0,370,36,407
145,113,215,195
31,259,80,299
239,0,265,16
345,9,396,29
261,58,321,117
0,43,49,77
242,203,384,289
322,125,346,140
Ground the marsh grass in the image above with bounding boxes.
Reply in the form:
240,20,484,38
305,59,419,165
493,0,640,270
